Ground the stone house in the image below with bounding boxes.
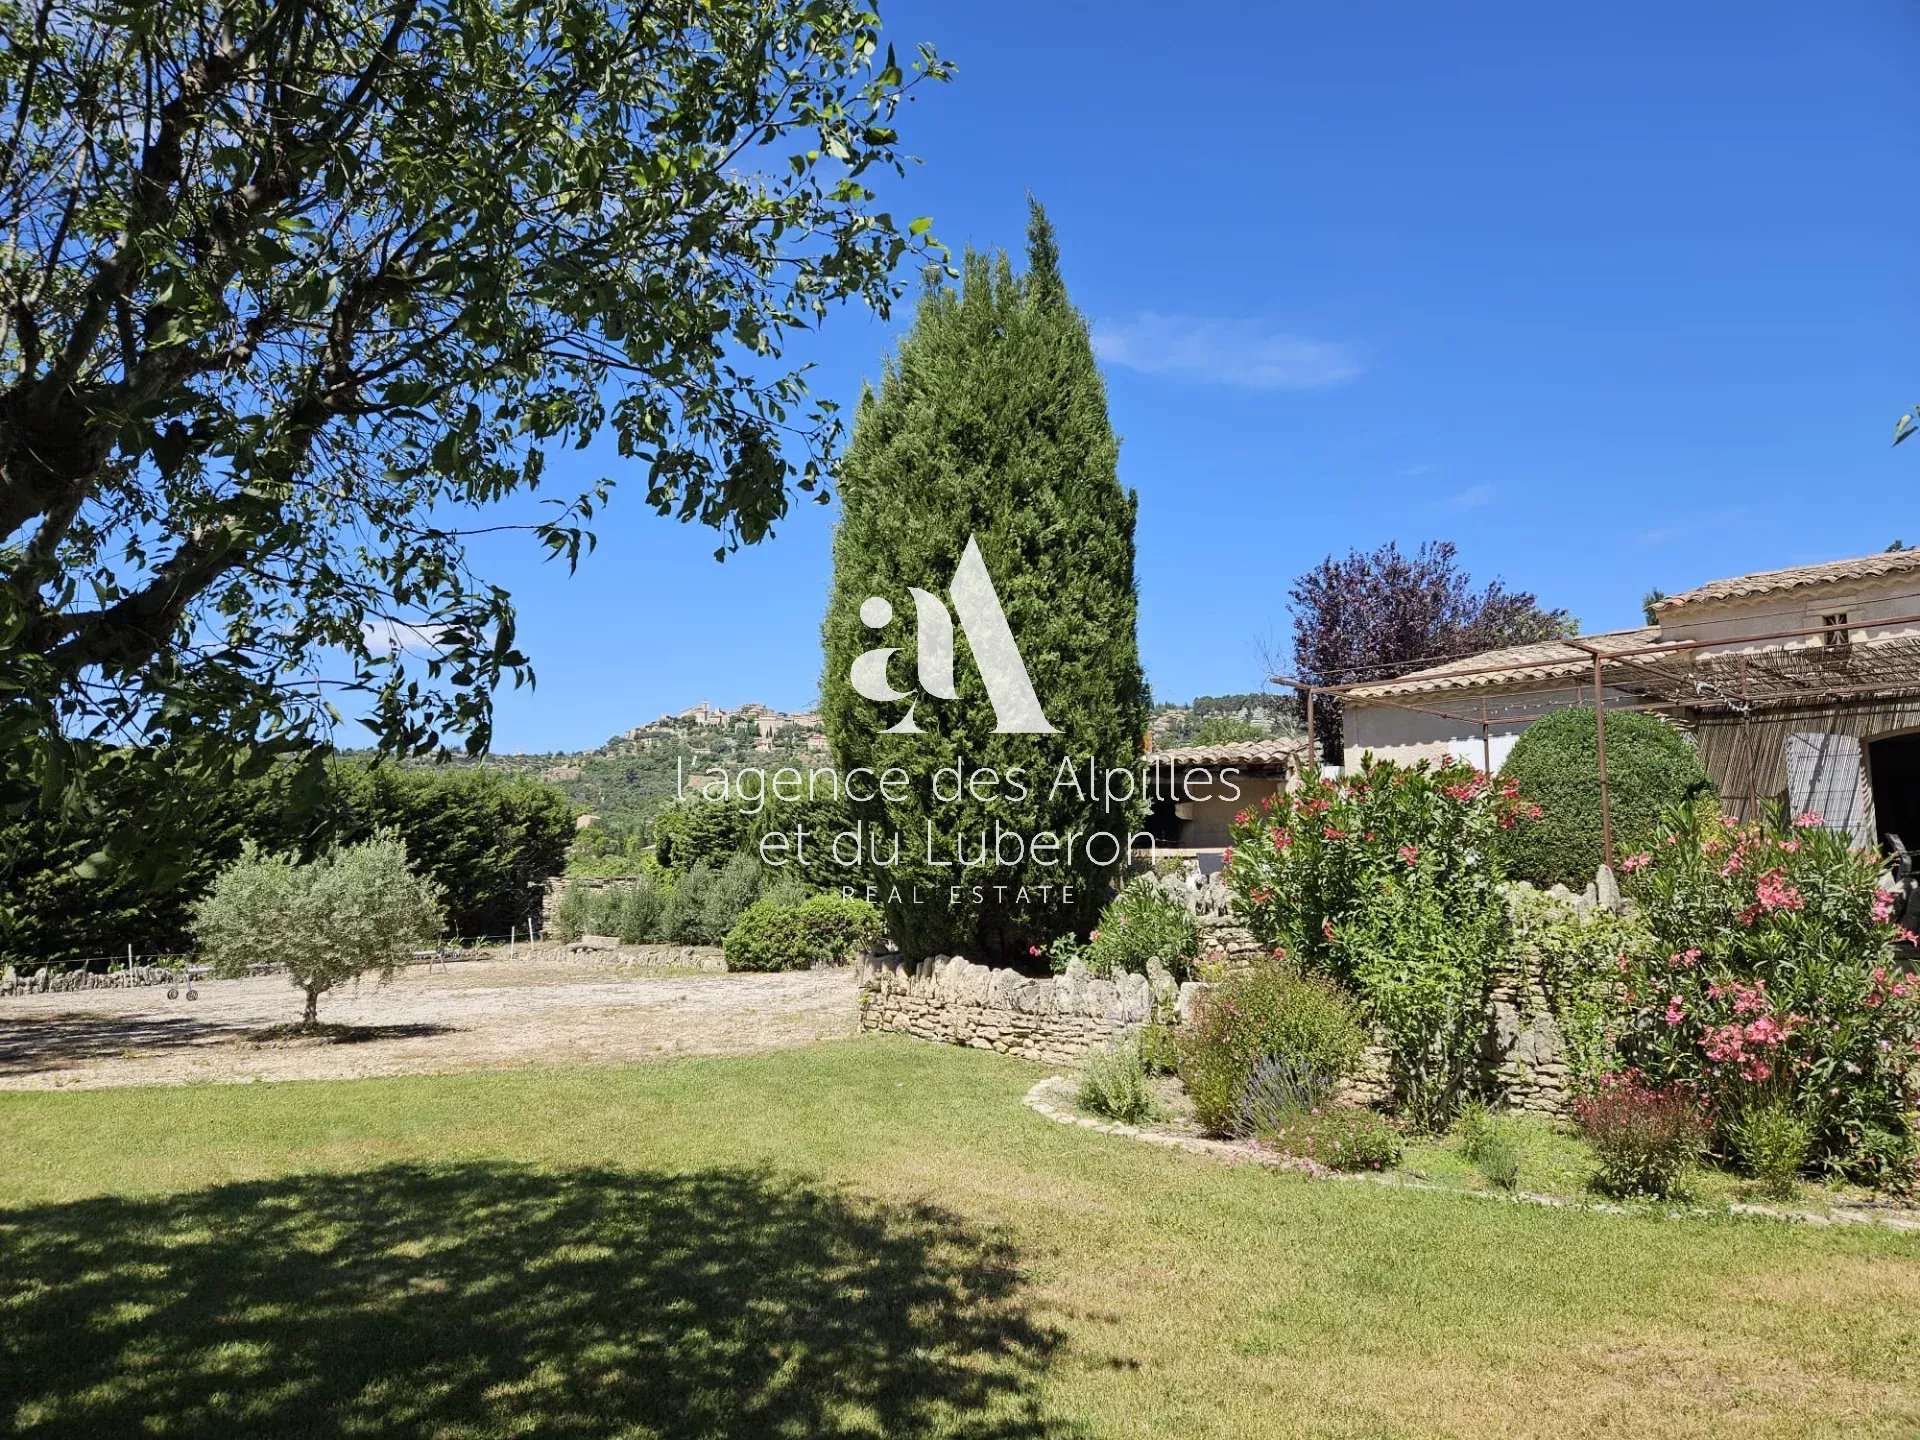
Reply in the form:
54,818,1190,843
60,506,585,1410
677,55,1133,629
1338,548,1920,850
1138,737,1310,871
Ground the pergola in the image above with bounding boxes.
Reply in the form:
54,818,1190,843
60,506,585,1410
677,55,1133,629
1275,612,1920,865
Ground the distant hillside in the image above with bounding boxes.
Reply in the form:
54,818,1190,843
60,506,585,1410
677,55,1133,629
418,691,1299,836
1150,692,1303,747
413,701,828,837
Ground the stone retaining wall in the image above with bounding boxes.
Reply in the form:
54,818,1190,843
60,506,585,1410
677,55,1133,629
564,937,727,971
1,962,208,997
859,865,1617,1116
856,952,1202,1066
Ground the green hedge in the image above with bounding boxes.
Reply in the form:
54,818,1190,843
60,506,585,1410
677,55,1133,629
723,894,885,972
1500,708,1714,889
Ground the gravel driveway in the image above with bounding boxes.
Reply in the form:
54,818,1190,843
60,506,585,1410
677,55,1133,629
0,951,859,1091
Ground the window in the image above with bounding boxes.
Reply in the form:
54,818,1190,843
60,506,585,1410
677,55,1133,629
1821,612,1852,648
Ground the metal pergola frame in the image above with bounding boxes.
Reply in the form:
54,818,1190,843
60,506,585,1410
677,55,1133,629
1273,612,1920,866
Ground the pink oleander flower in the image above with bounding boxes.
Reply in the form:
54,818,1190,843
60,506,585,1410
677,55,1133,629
1397,844,1420,866
1873,890,1897,923
1323,825,1346,841
1663,996,1685,1026
1089,929,1100,942
1754,868,1804,914
1620,852,1652,873
1703,1023,1747,1063
1028,945,1042,957
1793,810,1825,828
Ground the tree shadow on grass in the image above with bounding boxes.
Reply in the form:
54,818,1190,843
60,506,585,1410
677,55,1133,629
0,1163,1064,1439
245,1021,458,1045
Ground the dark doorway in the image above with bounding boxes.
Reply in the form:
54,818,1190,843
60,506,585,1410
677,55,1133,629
1869,732,1920,854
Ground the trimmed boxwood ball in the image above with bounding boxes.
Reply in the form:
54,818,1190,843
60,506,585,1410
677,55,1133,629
1499,707,1714,889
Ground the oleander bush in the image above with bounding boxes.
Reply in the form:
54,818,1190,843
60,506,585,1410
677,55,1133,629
1225,757,1533,1129
1174,965,1366,1135
1084,874,1199,980
1613,805,1920,1184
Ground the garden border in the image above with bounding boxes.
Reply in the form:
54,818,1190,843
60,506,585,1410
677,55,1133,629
1021,1076,1920,1233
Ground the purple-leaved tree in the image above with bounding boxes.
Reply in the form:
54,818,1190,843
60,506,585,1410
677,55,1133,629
1289,541,1574,762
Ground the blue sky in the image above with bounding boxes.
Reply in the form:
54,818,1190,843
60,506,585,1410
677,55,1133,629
473,1,1918,753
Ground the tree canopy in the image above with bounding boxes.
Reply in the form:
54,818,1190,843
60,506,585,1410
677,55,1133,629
0,0,948,859
821,202,1148,960
194,830,444,1024
1289,540,1573,761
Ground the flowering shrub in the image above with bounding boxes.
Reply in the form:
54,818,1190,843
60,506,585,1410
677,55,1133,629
1174,965,1366,1135
1225,756,1536,1127
1260,1105,1403,1171
1614,805,1920,1183
1571,1070,1709,1198
1032,875,1198,980
1232,1053,1341,1138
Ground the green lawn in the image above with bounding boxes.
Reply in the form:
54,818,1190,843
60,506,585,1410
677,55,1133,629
3,1039,1918,1438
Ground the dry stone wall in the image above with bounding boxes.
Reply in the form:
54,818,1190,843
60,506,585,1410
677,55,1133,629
858,865,1619,1117
857,952,1202,1066
1,962,206,997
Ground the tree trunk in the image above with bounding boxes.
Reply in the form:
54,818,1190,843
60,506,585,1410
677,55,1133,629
303,988,320,1026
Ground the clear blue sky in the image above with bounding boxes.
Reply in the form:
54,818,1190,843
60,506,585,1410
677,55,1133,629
473,0,1919,754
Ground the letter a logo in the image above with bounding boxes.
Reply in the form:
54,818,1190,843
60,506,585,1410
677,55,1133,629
851,535,1056,734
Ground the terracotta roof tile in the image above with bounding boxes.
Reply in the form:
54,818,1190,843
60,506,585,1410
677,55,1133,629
1147,738,1308,769
1342,628,1659,700
1656,549,1920,613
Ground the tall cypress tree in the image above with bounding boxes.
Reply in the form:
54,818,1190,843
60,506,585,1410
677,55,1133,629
821,202,1149,961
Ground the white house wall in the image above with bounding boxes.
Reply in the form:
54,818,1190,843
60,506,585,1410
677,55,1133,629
1658,574,1920,652
1343,684,1646,773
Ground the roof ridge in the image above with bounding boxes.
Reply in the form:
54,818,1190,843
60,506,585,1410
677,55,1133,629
1657,548,1920,612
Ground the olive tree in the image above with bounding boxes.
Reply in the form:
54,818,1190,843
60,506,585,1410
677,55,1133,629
193,830,443,1023
0,0,949,866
